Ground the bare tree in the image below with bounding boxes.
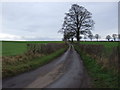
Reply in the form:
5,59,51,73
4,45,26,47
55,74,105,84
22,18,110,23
84,35,87,41
106,35,111,41
95,34,100,41
59,4,95,42
88,34,94,41
112,34,117,41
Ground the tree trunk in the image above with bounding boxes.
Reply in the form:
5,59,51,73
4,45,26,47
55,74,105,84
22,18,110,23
77,37,79,42
76,30,80,42
71,38,73,42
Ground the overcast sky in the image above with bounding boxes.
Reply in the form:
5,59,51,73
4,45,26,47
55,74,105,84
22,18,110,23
0,2,118,41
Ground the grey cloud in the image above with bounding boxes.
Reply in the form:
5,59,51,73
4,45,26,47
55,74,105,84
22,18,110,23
21,36,61,41
1,2,118,41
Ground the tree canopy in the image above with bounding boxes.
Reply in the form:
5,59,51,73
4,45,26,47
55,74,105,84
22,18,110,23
59,4,95,42
106,35,111,41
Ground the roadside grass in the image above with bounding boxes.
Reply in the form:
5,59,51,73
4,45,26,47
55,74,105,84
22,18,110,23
1,41,64,56
74,45,118,88
3,47,67,78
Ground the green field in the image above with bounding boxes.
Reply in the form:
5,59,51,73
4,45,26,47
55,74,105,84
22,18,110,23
80,41,118,48
1,41,64,56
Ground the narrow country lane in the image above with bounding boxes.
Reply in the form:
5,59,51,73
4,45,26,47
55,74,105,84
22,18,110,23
3,44,90,88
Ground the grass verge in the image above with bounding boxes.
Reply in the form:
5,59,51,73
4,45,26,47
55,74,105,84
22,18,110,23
74,45,119,88
3,47,67,78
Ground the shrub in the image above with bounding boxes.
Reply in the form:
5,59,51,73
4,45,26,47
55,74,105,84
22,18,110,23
27,43,66,55
3,43,66,66
78,44,119,72
2,43,68,78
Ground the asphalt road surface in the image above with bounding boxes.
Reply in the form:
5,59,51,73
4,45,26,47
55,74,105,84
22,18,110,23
3,44,91,88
